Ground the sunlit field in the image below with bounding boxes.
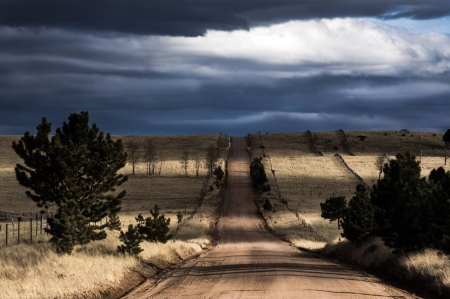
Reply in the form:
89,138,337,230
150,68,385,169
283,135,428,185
250,130,449,247
0,133,227,299
250,130,450,295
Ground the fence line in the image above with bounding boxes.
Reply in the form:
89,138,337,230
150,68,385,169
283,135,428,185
253,135,328,243
0,214,48,248
338,129,355,156
305,130,323,156
295,211,329,243
334,153,373,192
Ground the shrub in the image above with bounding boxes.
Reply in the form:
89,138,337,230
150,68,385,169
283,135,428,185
250,157,271,193
107,214,121,231
136,205,171,243
177,212,183,224
117,224,144,256
263,199,273,211
213,165,224,181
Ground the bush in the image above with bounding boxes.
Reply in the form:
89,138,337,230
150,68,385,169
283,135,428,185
117,224,144,256
250,157,271,193
263,199,273,211
136,205,171,243
213,165,224,181
107,214,121,231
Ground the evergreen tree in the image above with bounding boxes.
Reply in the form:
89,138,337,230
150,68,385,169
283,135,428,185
444,129,450,165
341,185,375,243
117,224,144,256
250,157,270,193
137,205,171,243
12,111,128,253
371,152,432,253
262,198,273,211
213,165,224,181
429,167,446,184
427,168,450,254
46,201,94,254
107,214,122,231
320,196,346,229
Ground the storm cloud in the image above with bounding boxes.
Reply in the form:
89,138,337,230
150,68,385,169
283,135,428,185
0,1,449,135
1,0,450,36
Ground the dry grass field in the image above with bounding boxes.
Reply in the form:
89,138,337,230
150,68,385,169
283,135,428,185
251,130,450,295
249,130,449,247
0,133,227,299
0,134,228,215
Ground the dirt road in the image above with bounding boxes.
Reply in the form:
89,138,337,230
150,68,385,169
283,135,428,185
123,137,417,299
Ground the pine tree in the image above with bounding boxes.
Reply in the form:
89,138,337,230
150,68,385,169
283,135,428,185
263,198,273,211
341,185,375,243
428,168,450,254
320,196,346,229
213,165,224,181
107,214,122,231
250,157,270,192
12,111,128,253
46,201,94,254
117,224,144,256
371,152,432,253
137,205,171,243
429,167,446,184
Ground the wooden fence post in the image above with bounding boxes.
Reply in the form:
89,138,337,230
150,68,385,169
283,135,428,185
40,214,43,235
5,224,8,247
18,219,20,244
30,218,33,243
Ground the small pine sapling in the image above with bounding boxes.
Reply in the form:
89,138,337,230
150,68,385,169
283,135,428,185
177,212,183,224
107,214,122,231
137,205,171,243
117,224,144,256
263,199,273,211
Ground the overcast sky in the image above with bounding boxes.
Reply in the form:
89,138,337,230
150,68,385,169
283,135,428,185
1,0,450,136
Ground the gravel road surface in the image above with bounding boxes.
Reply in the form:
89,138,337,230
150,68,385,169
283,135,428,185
123,137,418,299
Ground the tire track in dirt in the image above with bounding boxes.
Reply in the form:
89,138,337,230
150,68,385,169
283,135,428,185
122,137,419,299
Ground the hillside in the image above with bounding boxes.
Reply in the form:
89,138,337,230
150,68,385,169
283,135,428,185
249,130,450,243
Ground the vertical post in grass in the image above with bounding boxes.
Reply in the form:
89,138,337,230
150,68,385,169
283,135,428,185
40,214,43,235
30,218,33,243
35,217,38,236
17,219,20,244
5,224,8,247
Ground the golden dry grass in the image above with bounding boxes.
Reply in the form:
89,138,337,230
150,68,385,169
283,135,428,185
322,238,450,295
0,134,228,214
252,130,450,295
0,133,227,299
250,130,449,247
345,130,445,156
0,229,208,299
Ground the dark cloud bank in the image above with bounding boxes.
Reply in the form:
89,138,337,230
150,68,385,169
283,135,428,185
0,0,450,136
2,0,450,36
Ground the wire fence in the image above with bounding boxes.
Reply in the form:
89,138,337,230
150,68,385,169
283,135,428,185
0,214,48,248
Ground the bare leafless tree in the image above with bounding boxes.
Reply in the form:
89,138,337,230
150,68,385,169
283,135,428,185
205,144,217,177
158,149,164,176
181,149,189,177
144,139,156,175
125,139,141,175
194,153,201,177
375,156,385,180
